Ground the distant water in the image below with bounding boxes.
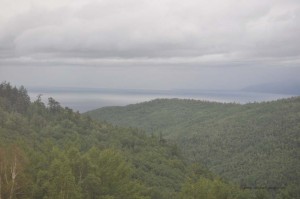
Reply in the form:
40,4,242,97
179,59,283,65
28,88,295,112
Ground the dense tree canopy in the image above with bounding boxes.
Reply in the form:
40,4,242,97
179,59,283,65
86,98,300,189
1,82,299,199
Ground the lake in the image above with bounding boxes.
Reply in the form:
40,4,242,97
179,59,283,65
28,88,295,112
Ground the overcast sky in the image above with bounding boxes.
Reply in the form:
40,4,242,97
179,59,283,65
0,0,300,90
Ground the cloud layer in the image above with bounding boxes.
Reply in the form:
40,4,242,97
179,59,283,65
1,0,300,93
0,0,299,66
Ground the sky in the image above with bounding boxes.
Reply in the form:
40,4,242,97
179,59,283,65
0,0,300,90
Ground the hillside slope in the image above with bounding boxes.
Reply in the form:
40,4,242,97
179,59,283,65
85,98,300,187
0,83,192,199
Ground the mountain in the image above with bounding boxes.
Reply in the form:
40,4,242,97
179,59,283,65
2,82,282,199
85,98,300,187
1,82,299,199
0,82,190,199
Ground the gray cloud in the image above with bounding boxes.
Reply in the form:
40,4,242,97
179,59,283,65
0,0,299,63
1,64,300,91
0,0,300,93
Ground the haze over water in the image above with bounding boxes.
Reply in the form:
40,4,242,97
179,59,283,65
28,88,294,112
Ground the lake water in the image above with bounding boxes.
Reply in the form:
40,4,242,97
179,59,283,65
28,88,295,112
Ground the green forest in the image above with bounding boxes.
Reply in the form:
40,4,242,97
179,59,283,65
86,98,300,197
0,82,299,199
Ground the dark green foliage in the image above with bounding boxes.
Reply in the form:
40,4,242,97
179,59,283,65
179,178,246,199
0,82,292,199
276,184,300,199
0,82,30,114
0,83,184,198
86,98,300,188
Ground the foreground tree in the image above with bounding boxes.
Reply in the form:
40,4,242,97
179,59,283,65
83,148,149,199
178,177,256,199
0,145,31,199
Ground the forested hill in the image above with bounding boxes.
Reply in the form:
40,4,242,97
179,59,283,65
85,98,300,188
4,82,294,199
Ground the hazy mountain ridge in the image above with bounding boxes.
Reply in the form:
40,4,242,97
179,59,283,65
85,97,300,187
